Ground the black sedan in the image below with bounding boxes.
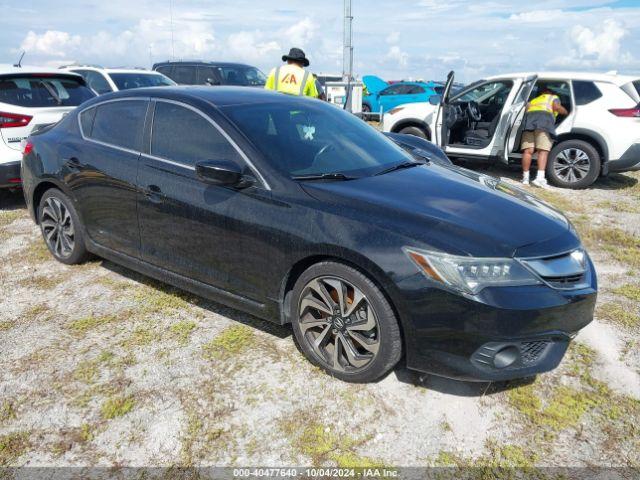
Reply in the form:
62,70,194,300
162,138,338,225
21,87,597,383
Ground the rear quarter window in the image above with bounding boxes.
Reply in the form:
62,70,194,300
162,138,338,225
573,80,602,105
87,100,147,151
0,75,95,107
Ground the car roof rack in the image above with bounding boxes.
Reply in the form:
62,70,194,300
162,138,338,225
58,63,104,69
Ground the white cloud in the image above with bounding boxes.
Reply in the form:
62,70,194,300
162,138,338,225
570,19,630,64
226,31,280,64
282,18,317,48
509,9,564,23
385,46,409,68
386,31,400,44
20,30,81,57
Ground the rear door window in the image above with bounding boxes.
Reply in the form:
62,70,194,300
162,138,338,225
197,67,221,85
172,66,197,85
0,75,95,107
88,100,147,151
151,102,242,166
572,80,602,105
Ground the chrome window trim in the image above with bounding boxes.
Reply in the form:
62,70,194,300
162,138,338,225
149,98,270,190
140,152,195,171
77,97,149,156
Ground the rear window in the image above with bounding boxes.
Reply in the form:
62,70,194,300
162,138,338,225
573,80,602,106
621,80,640,103
0,75,95,107
109,73,175,90
83,100,147,151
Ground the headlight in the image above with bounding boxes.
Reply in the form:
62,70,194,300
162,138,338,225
403,247,541,295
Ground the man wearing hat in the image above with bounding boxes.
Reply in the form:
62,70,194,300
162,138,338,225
265,48,319,98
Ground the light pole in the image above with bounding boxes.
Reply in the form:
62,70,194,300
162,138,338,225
343,0,353,111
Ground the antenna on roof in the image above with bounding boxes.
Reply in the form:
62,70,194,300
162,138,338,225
14,51,25,68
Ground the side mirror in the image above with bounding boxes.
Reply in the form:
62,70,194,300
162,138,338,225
196,160,254,188
429,94,442,106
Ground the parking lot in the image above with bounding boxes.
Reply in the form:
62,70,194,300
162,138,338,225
1,166,639,469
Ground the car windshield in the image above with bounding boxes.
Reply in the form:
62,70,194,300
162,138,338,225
221,100,411,178
219,67,266,86
109,73,176,90
0,75,95,107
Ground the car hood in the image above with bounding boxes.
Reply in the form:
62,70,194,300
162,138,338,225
301,165,579,258
362,75,389,94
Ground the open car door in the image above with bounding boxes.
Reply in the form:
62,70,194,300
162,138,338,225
430,70,455,148
502,74,538,163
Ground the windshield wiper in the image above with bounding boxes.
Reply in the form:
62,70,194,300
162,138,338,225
292,172,356,181
374,161,423,176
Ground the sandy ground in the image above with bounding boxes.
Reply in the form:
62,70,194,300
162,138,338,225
1,165,639,470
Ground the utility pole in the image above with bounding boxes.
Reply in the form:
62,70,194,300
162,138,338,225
343,0,353,111
169,0,175,60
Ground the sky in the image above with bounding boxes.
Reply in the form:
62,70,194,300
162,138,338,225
1,0,640,83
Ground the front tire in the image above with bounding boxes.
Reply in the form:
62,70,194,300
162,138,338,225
546,140,600,189
38,189,90,265
291,261,402,383
398,125,428,139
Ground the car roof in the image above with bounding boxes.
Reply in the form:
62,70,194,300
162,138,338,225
98,86,314,108
64,66,161,74
153,61,255,68
0,64,83,77
486,71,639,86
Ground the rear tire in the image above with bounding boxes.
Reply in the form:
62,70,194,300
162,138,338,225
546,140,600,189
398,126,428,139
291,261,402,383
38,189,90,265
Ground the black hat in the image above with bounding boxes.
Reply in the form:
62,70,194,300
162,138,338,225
282,48,310,67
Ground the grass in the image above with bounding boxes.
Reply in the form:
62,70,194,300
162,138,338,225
435,442,537,470
0,321,13,331
0,401,17,423
67,314,118,334
100,394,135,420
573,221,640,269
0,431,30,466
0,210,23,228
170,320,197,345
122,327,160,348
202,325,255,360
613,283,640,302
18,273,62,290
527,187,585,214
133,282,196,315
597,302,640,329
281,418,382,468
596,200,640,214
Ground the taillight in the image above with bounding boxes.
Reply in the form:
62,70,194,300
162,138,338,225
0,112,33,128
23,142,34,156
609,108,640,117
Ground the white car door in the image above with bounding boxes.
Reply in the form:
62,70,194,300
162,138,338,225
430,71,455,147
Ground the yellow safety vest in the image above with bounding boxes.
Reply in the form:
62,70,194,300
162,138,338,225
527,93,559,119
264,64,318,98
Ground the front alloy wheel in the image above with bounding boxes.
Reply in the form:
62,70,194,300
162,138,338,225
291,262,402,383
298,276,380,372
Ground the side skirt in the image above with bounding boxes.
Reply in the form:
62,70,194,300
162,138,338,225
86,239,281,323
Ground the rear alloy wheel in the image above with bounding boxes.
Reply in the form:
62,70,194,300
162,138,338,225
291,262,401,382
39,189,90,265
547,140,600,189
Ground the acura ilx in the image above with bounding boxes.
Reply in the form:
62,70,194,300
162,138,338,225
22,87,597,383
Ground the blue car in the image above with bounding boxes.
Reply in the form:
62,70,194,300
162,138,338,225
362,75,437,114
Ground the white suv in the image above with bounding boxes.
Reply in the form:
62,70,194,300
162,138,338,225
383,71,640,188
1,65,95,189
61,66,175,95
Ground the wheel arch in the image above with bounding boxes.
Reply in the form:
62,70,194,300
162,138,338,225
279,250,406,341
31,179,71,223
391,119,431,140
556,129,608,164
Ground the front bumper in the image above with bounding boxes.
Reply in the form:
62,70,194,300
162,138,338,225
608,143,640,173
0,161,21,188
394,263,597,381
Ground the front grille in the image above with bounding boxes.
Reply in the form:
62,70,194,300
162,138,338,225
540,273,585,289
520,340,550,364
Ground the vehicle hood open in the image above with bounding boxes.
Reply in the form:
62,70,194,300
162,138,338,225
362,75,389,95
301,165,579,258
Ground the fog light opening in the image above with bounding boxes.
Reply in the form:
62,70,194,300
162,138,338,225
493,346,520,369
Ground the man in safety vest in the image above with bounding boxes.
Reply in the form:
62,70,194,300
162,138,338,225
265,48,319,98
521,83,568,188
